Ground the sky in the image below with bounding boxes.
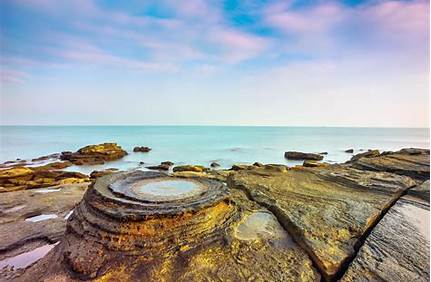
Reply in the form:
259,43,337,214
0,0,429,127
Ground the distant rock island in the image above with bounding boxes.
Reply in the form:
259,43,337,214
0,144,429,281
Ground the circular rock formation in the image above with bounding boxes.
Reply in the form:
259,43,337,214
35,171,236,280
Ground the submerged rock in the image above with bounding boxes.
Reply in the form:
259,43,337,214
133,146,151,153
60,143,127,165
350,148,429,181
344,149,354,153
21,171,320,281
284,151,324,161
210,162,220,168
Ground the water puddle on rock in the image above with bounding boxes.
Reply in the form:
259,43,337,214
132,179,203,200
33,188,61,193
235,212,287,240
64,210,74,220
25,214,58,222
4,205,26,213
0,243,58,270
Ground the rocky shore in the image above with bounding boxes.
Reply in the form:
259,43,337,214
0,144,429,281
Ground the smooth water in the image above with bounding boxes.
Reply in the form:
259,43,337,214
136,180,201,197
0,126,429,173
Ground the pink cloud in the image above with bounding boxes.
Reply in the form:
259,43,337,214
0,69,29,84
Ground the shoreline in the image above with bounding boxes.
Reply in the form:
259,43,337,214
0,143,429,281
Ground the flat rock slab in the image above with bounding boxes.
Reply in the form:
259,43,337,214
0,184,87,255
228,166,415,280
351,149,429,181
341,195,430,282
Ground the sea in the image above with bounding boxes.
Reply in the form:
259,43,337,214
0,126,429,174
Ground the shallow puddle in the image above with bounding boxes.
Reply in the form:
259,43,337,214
4,205,26,213
33,188,61,193
0,243,58,270
64,210,74,220
235,211,289,241
25,214,58,222
137,180,200,197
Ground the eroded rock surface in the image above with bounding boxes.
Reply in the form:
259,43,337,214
341,194,430,282
0,164,88,193
20,171,320,281
284,151,324,160
350,148,429,181
227,165,415,280
60,143,127,165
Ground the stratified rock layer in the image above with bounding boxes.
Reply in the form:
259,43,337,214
341,194,429,281
350,148,429,181
227,164,415,280
60,143,127,165
21,171,319,281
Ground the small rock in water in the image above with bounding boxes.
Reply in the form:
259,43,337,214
210,162,220,168
345,149,354,153
284,151,324,161
133,146,151,153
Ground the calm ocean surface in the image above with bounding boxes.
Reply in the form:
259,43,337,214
0,126,429,174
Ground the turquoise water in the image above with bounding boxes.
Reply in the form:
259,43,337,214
0,126,429,173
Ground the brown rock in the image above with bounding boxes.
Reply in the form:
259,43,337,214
133,146,151,153
173,165,209,173
349,149,380,162
284,151,324,161
60,143,127,165
351,148,429,181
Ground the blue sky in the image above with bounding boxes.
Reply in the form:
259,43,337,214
0,0,429,127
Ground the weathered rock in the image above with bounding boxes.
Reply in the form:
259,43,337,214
146,161,173,171
284,151,324,161
227,165,415,280
349,149,380,162
303,160,327,168
0,183,88,257
408,180,430,203
345,149,354,153
253,162,264,167
173,165,209,173
133,146,151,153
210,162,220,168
341,195,429,281
90,168,119,179
60,143,127,165
351,148,429,181
0,165,89,193
21,171,320,281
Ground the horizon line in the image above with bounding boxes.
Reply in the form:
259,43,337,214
0,124,429,129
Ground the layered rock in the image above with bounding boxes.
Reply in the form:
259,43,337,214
227,164,415,280
341,191,429,281
350,148,429,181
60,143,127,165
284,151,324,161
0,164,89,193
21,171,320,281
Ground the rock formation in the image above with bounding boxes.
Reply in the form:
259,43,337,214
133,146,151,153
284,151,324,160
19,171,320,281
0,164,88,193
60,143,127,165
